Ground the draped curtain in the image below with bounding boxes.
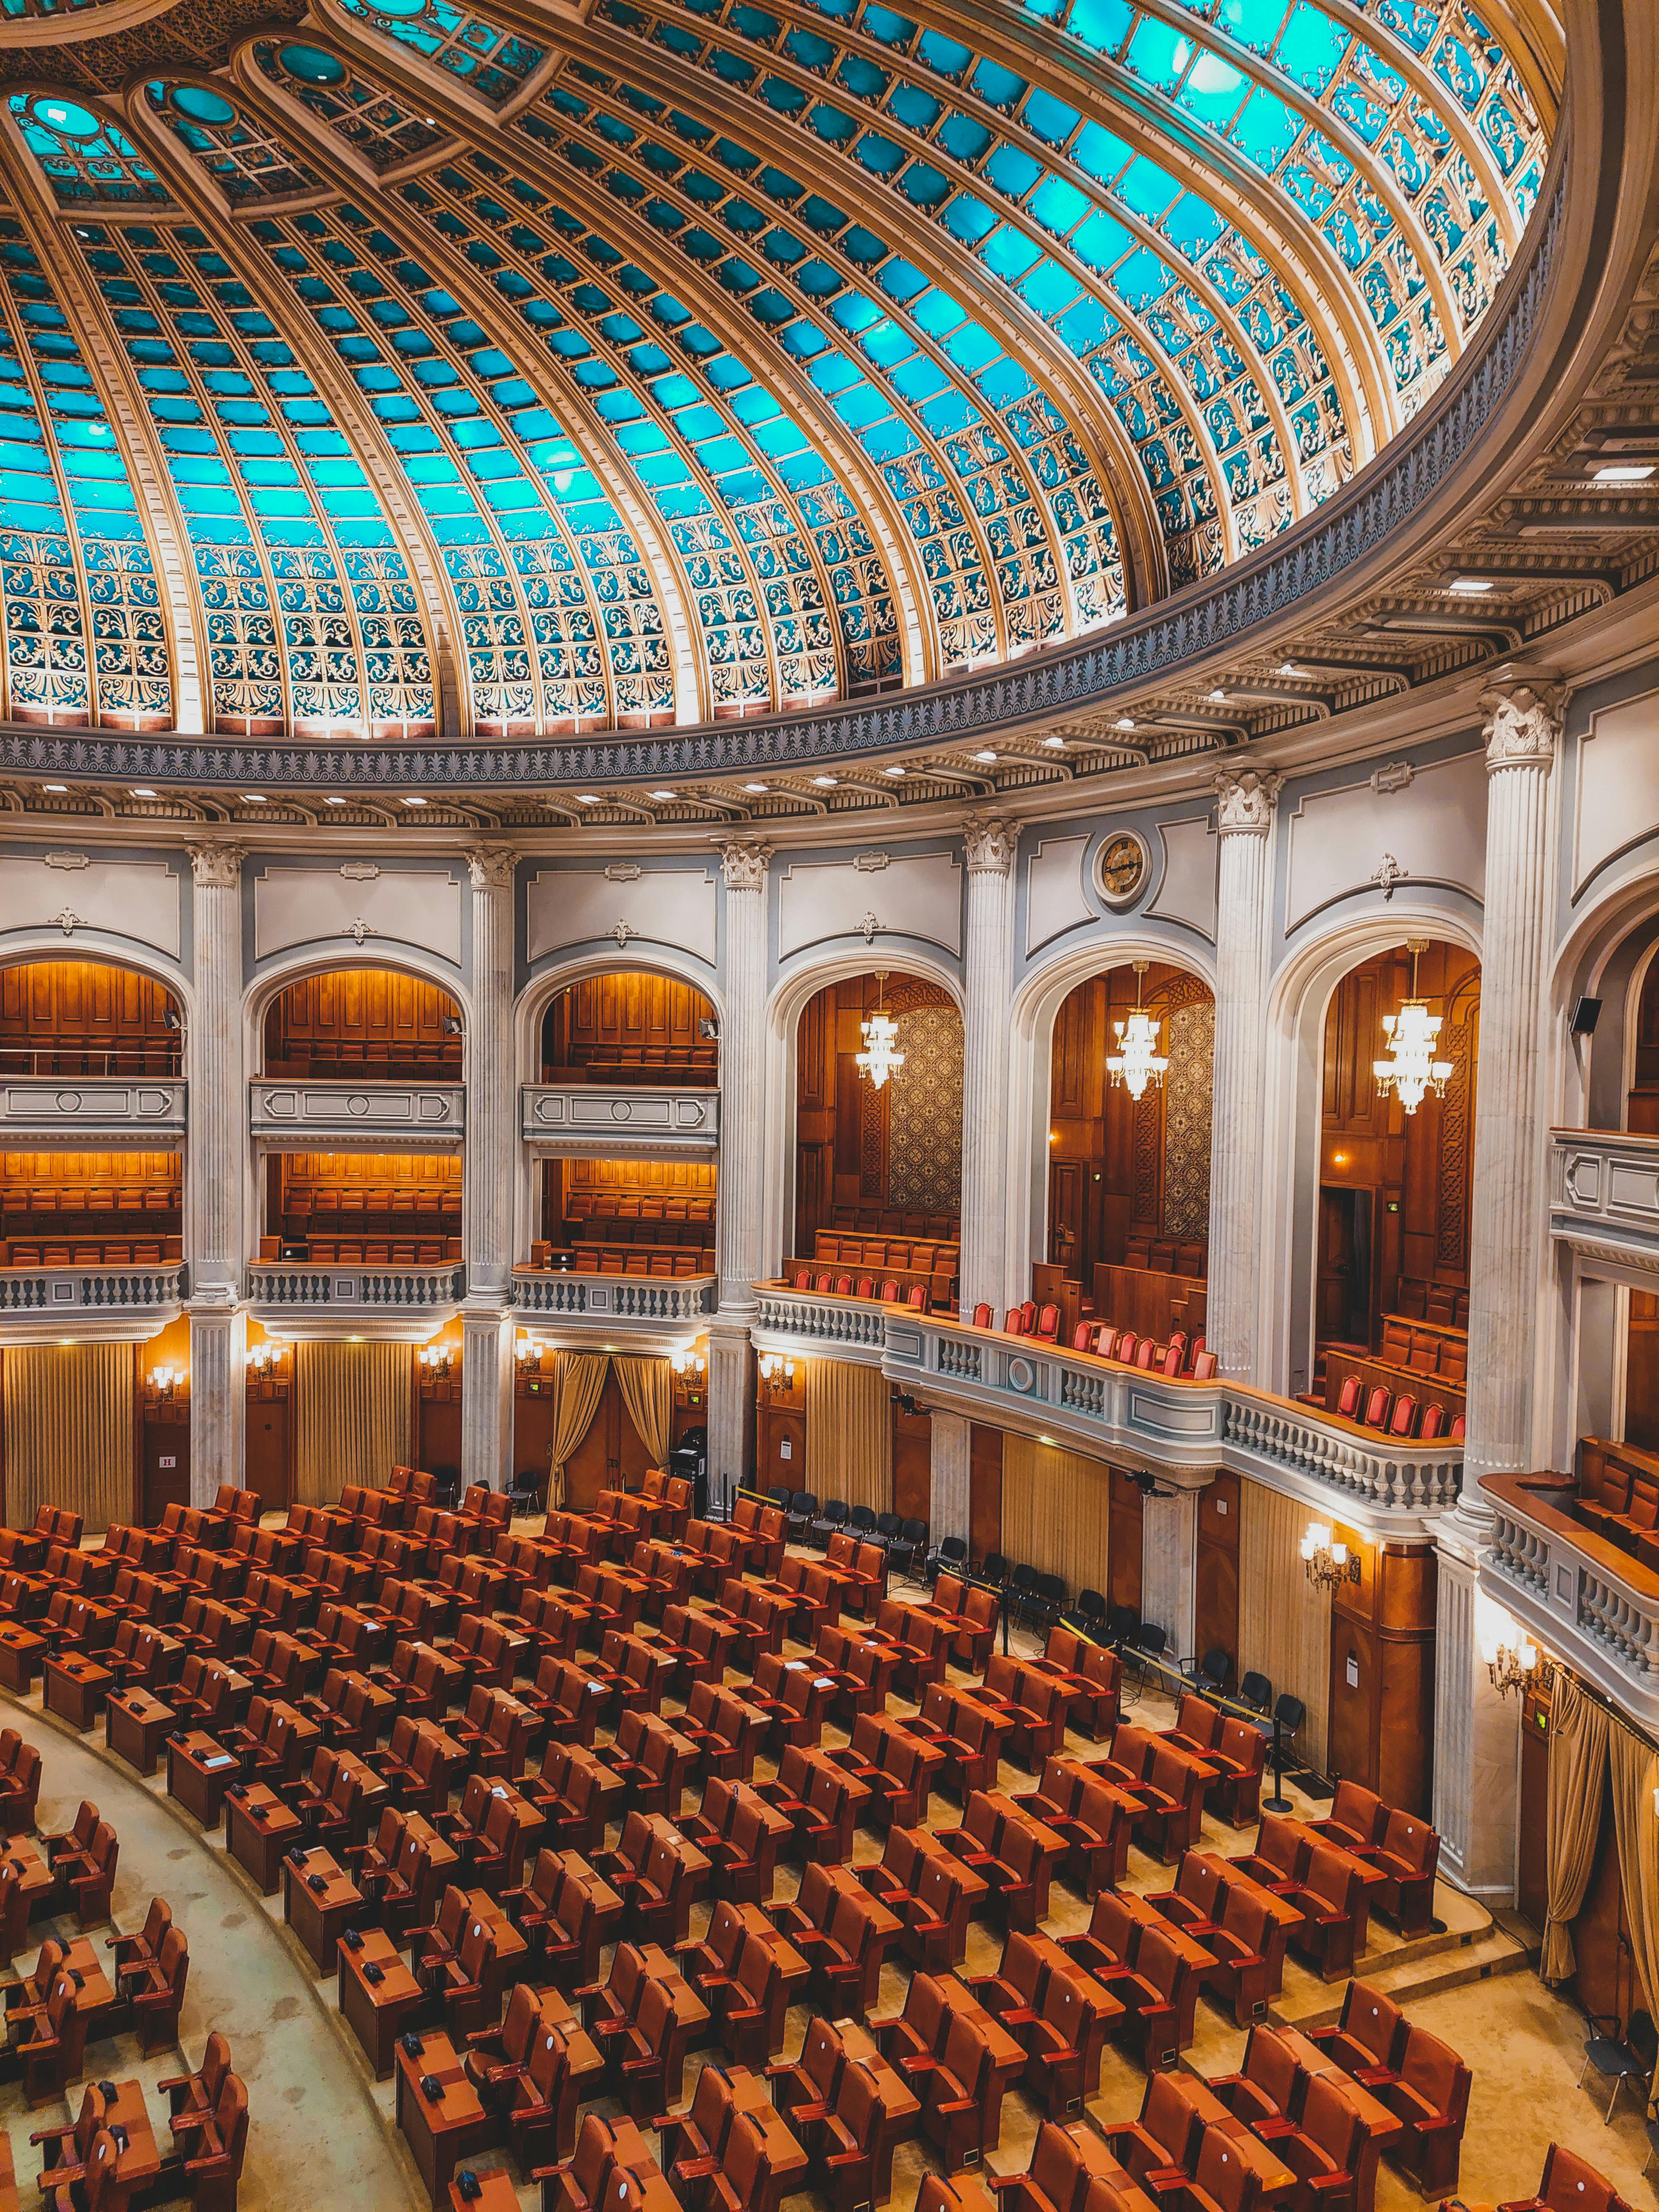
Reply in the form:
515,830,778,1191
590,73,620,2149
805,1358,891,1515
3,1344,134,1534
1000,1434,1110,1594
1608,1719,1659,2112
295,1342,412,1507
1541,1670,1611,1983
548,1352,610,1512
614,1357,674,1469
1237,1479,1331,1775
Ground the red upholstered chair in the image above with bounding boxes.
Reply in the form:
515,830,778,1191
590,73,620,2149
814,1272,832,1292
835,1274,852,1294
1336,1374,1361,1420
856,1276,875,1297
1193,1350,1218,1380
972,1304,994,1329
881,1280,900,1302
1160,1344,1183,1377
1499,2144,1636,2212
908,1285,928,1308
1072,1324,1095,1352
1361,1386,1391,1428
1369,1806,1441,1937
1003,1308,1028,1335
1035,1305,1061,1341
1135,1339,1156,1370
1389,1395,1417,1437
1450,1415,1466,1439
1420,1402,1446,1439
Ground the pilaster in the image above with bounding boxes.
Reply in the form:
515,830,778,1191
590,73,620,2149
186,842,246,1502
929,1410,971,1548
461,845,517,1487
960,816,1019,1320
1140,1480,1202,1665
1432,1526,1521,1896
1207,771,1280,1381
709,841,772,1503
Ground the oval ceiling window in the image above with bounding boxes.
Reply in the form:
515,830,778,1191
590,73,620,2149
169,83,235,125
277,43,345,84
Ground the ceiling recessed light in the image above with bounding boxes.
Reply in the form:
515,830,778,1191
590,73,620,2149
973,749,997,763
812,774,838,787
883,765,905,777
324,795,347,806
130,787,156,798
242,793,267,803
1278,662,1302,677
576,794,602,805
1593,462,1655,483
1042,735,1066,749
743,782,768,793
1208,687,1227,702
42,784,67,793
650,789,676,801
1115,716,1136,730
403,795,427,806
1448,576,1493,595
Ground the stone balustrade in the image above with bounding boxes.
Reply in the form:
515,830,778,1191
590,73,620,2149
1482,1477,1659,1730
1549,1126,1659,1277
0,1263,188,1341
0,1079,186,1143
513,1272,715,1323
521,1084,719,1151
247,1261,465,1341
249,1079,464,1146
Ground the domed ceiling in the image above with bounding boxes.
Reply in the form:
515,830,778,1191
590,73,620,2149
0,0,1552,747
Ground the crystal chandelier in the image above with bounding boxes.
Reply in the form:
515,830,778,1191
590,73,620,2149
855,973,905,1090
1372,940,1453,1115
1106,962,1168,1101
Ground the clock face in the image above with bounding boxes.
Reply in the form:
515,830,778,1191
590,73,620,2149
1098,832,1147,906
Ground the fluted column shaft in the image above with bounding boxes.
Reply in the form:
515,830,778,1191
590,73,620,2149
929,1410,971,1548
708,842,771,1509
187,843,246,1503
1206,772,1281,1381
959,818,1019,1320
461,848,517,1489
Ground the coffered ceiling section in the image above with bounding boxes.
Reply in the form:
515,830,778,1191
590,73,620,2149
0,0,1552,742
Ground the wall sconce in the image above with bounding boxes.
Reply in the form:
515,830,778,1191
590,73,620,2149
1299,1520,1357,1592
245,1344,276,1376
149,1365,186,1399
515,1334,542,1366
758,1353,796,1387
418,1343,453,1380
1477,1595,1553,1698
671,1345,707,1379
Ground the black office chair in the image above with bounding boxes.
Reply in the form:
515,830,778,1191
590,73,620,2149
1105,1604,1139,1652
784,1492,817,1544
1238,1670,1272,1714
810,1499,848,1549
925,1535,966,1586
1196,1648,1233,1695
1065,1588,1107,1637
848,1504,877,1537
1128,1622,1167,1690
505,1465,546,1519
1007,1564,1040,1627
873,1512,905,1552
980,1554,1009,1588
891,1519,928,1579
1580,2019,1650,2124
767,1487,792,1512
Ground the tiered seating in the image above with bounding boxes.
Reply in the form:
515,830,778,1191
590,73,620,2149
1325,1311,1468,1437
1571,1436,1659,1573
1314,1780,1441,1939
1307,1979,1473,2197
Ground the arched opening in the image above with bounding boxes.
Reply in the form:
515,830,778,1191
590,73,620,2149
261,966,464,1081
0,959,183,1271
529,970,720,1278
1311,939,1479,1435
791,971,962,1307
1044,960,1213,1343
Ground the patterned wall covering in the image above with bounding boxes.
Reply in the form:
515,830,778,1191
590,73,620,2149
1162,998,1215,1245
886,1003,963,1218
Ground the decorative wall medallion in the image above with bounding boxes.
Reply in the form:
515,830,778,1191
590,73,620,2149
604,863,642,882
854,852,890,873
1371,854,1408,899
1095,831,1149,908
340,861,379,883
1371,762,1416,795
860,910,882,945
44,852,88,872
612,920,638,947
1007,1356,1037,1393
50,907,81,936
342,918,378,946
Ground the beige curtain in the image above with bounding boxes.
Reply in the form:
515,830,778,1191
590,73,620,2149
3,1345,134,1535
1001,1434,1110,1595
1237,1479,1331,1774
806,1357,891,1515
1608,1720,1659,2111
549,1352,610,1512
1541,1670,1611,1983
614,1356,673,1468
295,1342,412,1506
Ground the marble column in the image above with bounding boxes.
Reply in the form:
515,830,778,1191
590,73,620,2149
1206,770,1281,1381
929,1410,971,1548
460,845,518,1490
186,842,247,1504
708,840,772,1509
959,816,1019,1321
1432,674,1564,1899
1140,1479,1202,1666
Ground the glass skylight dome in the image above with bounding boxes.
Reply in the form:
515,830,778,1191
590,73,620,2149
0,0,1552,741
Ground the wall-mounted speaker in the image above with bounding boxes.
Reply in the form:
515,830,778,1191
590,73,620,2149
1570,996,1603,1036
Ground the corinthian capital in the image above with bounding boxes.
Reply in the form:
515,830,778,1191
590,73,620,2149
962,814,1019,874
1480,673,1566,772
188,842,245,890
1212,768,1283,835
465,845,519,891
717,840,773,893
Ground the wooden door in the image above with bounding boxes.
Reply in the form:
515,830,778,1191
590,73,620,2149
1048,1159,1084,1277
1194,1473,1239,1676
969,1426,1002,1565
893,1405,931,1529
1108,1468,1143,1617
563,1373,653,1508
244,1392,289,1515
142,1420,189,1524
1316,1188,1357,1342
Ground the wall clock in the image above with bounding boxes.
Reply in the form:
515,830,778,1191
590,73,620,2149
1096,831,1149,909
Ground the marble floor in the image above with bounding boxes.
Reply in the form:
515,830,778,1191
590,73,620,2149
0,1554,1653,2212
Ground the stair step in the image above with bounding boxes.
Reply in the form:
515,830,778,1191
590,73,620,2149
1268,1926,1530,2033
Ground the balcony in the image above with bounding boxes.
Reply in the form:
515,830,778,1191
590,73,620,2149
1482,1472,1659,1729
0,1078,186,1147
247,1261,465,1341
751,1290,1462,1533
521,1084,719,1155
1549,1127,1659,1280
513,1268,715,1346
250,1080,464,1150
0,1262,187,1341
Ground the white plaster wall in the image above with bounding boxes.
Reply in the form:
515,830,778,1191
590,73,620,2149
1573,683,1659,896
1283,752,1487,931
525,864,717,969
0,852,181,960
252,863,462,966
775,850,962,961
1024,836,1092,956
1150,816,1218,939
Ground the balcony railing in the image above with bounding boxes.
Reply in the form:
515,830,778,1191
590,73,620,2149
250,1080,464,1147
1549,1127,1659,1276
751,1289,1462,1531
0,1263,187,1337
514,1271,716,1322
1482,1473,1659,1728
0,1079,186,1143
248,1262,464,1316
521,1084,719,1151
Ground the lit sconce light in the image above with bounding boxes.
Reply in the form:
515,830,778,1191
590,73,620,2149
418,1342,453,1379
757,1353,795,1387
1478,1596,1552,1697
1299,1519,1356,1592
245,1344,275,1376
671,1345,708,1378
150,1365,187,1399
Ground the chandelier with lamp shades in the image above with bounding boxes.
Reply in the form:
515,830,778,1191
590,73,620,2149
1106,962,1168,1102
855,972,904,1090
1372,939,1454,1115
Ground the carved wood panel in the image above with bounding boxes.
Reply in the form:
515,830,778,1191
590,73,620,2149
265,968,463,1079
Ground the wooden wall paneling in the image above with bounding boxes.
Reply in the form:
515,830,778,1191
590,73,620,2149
1515,1680,1551,1936
275,1150,462,1237
893,1404,931,1530
0,1150,182,1243
546,972,715,1071
245,1382,290,1514
969,1424,1002,1566
0,960,180,1066
566,1160,718,1198
1108,1467,1143,1616
1326,1538,1437,1814
265,968,464,1076
755,1365,807,1498
1194,1471,1239,1677
562,1371,653,1510
1625,1290,1659,1450
1566,1773,1638,2035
